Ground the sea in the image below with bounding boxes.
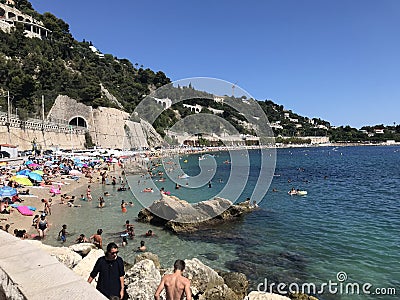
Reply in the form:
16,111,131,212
44,145,400,300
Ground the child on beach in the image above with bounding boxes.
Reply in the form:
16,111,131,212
32,214,39,227
75,233,88,243
86,185,92,201
122,236,128,247
58,224,68,242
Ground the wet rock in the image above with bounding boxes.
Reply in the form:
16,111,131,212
289,293,319,300
220,271,249,299
199,284,240,300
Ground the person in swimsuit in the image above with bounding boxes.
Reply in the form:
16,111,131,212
58,224,68,242
36,213,48,239
87,185,92,201
75,233,88,243
121,200,127,213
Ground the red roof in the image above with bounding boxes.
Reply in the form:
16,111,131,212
0,144,17,148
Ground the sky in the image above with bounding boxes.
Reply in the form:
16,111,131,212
29,0,400,128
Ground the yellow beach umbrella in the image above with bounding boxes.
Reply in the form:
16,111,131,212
32,170,44,176
10,176,33,186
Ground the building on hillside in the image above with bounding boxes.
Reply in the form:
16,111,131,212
213,96,225,104
299,136,330,144
89,45,105,58
0,3,51,39
183,104,202,113
207,107,224,115
153,97,172,109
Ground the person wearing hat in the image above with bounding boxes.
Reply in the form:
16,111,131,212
36,213,48,239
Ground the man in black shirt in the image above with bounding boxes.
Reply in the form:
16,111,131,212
88,242,125,299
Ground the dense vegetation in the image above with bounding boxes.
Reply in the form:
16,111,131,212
0,0,170,120
0,0,399,144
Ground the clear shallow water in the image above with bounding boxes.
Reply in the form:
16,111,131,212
44,146,400,300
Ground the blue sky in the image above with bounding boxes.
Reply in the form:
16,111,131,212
29,0,400,128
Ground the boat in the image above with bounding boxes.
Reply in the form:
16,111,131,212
297,190,308,196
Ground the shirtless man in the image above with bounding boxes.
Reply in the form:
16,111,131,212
154,259,191,300
90,228,103,249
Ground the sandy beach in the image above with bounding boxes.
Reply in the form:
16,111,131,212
0,161,126,240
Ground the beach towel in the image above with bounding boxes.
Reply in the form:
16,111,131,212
17,206,34,216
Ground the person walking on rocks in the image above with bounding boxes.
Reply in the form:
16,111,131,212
154,259,192,300
88,242,125,299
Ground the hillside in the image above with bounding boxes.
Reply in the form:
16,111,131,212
0,0,399,145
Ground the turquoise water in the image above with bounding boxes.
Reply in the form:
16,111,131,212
44,146,400,299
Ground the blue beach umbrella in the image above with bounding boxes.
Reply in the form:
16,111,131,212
0,186,17,197
17,169,31,176
28,172,43,182
25,160,34,166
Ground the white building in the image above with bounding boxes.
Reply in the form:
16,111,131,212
183,104,202,113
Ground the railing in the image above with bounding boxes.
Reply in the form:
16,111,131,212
0,112,87,134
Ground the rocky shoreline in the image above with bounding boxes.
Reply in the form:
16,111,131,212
25,240,317,300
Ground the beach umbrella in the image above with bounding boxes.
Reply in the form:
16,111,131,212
0,186,17,197
10,176,33,186
28,163,40,169
32,170,44,176
17,169,31,176
28,172,43,182
25,160,33,165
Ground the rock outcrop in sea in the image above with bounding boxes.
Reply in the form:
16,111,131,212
137,195,257,233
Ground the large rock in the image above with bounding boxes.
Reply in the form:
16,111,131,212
220,271,249,299
247,291,291,300
199,284,240,300
135,252,161,269
138,196,256,233
182,258,225,296
25,240,82,268
73,249,105,286
69,243,97,256
125,259,162,300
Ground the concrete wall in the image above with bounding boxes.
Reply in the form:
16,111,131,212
0,95,151,150
0,231,107,300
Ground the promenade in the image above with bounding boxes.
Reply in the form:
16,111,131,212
0,230,106,300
